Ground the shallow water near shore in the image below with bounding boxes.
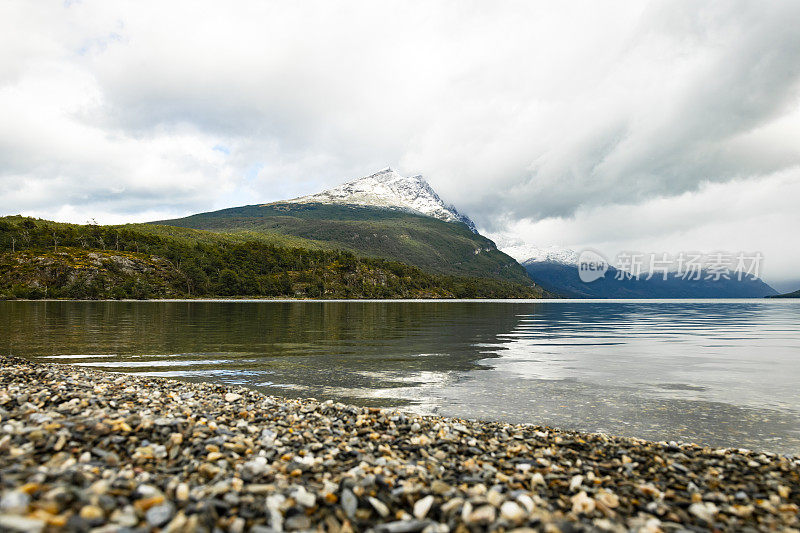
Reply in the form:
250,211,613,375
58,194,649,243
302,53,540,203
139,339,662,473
2,299,799,454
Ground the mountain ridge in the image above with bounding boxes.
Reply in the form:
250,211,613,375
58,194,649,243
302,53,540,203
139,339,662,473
286,168,478,232
153,169,532,285
511,245,778,298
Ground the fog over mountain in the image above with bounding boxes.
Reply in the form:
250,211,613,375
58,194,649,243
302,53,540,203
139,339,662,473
1,1,799,285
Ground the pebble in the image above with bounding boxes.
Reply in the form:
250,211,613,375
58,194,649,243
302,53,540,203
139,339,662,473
0,514,45,533
0,356,797,533
689,501,719,523
0,491,29,514
146,503,175,527
293,485,316,507
341,488,358,518
375,520,429,533
369,497,390,517
164,512,188,533
174,483,189,502
413,495,435,519
431,480,450,495
467,505,496,524
110,506,138,527
499,501,526,523
79,504,104,521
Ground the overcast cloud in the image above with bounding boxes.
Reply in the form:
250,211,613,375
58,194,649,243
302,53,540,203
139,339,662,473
1,1,799,285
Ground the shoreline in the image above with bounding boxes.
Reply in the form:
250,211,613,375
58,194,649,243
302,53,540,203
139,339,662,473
0,357,798,532
2,297,793,303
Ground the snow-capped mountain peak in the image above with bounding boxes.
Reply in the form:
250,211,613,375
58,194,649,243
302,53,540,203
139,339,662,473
288,168,477,231
501,244,579,265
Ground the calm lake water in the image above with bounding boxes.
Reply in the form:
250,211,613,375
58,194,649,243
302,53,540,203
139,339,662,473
2,299,799,454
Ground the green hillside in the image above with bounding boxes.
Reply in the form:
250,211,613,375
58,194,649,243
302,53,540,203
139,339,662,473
154,202,532,284
0,216,545,300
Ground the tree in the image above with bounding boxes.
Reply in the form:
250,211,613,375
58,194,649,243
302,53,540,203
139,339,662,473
218,268,241,296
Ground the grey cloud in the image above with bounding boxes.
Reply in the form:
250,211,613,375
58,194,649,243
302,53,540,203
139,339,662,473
448,1,800,225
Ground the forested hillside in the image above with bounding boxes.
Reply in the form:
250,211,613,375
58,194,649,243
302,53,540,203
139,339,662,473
154,202,532,284
0,217,544,300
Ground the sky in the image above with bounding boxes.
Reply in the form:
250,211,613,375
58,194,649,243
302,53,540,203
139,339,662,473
1,1,799,289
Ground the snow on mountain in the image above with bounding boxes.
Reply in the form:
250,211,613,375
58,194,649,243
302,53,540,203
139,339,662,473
287,168,477,231
501,244,579,265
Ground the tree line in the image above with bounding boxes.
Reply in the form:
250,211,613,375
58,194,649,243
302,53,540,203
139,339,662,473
0,217,541,299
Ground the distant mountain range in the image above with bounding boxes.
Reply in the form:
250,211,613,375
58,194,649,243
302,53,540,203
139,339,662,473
154,168,778,299
0,167,784,299
503,245,778,298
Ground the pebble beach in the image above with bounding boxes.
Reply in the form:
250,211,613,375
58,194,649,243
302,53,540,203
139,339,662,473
0,356,798,532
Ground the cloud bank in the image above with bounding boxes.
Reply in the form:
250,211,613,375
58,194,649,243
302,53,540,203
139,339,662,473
1,1,799,282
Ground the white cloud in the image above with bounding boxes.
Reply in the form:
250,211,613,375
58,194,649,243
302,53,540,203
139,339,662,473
490,169,800,284
1,0,799,282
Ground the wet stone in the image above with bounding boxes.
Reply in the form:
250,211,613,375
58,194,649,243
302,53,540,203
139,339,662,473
146,502,175,527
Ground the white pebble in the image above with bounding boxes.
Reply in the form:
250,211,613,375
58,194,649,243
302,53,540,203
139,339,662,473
414,495,434,519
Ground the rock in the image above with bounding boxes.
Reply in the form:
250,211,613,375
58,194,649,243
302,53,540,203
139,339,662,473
225,393,242,402
596,491,619,509
163,512,188,533
251,527,282,533
285,514,311,530
689,502,718,523
341,489,358,518
516,494,534,514
266,494,285,531
0,491,29,514
486,489,503,507
293,486,316,508
175,483,190,502
109,506,138,527
369,497,390,518
146,502,176,527
421,524,449,533
134,495,164,512
569,475,584,492
500,501,526,523
243,456,270,478
199,463,220,479
571,491,596,514
0,514,45,533
467,505,496,524
79,504,104,522
414,495,435,520
375,520,430,533
260,429,277,446
441,498,463,515
228,516,246,533
431,481,451,495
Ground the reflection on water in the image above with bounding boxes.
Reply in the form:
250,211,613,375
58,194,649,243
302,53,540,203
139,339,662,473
2,300,799,454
